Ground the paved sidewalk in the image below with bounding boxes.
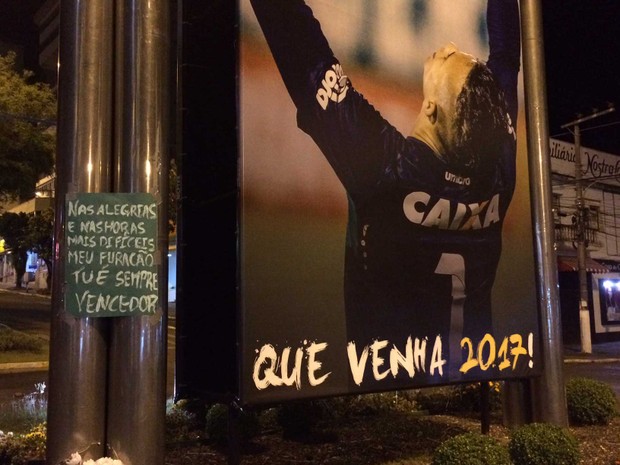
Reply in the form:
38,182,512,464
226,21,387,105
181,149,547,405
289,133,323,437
0,280,51,298
564,341,620,363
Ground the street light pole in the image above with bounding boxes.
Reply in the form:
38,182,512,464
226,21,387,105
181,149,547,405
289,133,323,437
561,106,615,354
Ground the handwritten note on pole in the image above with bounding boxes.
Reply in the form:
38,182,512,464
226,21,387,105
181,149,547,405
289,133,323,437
65,193,159,317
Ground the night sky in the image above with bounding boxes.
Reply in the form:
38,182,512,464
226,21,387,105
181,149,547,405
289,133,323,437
541,0,620,155
0,0,44,73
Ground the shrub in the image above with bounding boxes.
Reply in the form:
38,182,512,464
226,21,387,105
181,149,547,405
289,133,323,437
566,377,618,425
275,400,326,438
16,423,46,459
416,382,502,414
205,403,259,446
432,432,510,465
324,392,418,419
0,326,44,353
166,399,201,442
509,423,580,465
453,382,502,413
0,423,46,465
205,403,228,445
415,387,455,414
0,384,47,435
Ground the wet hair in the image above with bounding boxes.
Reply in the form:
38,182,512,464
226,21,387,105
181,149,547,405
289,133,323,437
450,62,511,173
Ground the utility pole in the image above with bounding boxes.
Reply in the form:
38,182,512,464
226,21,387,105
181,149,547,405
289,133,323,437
561,106,615,354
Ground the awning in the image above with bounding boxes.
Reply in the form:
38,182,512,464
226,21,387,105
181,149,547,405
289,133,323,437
557,256,610,273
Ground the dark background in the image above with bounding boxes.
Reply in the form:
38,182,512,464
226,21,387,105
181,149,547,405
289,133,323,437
0,0,43,71
540,0,620,154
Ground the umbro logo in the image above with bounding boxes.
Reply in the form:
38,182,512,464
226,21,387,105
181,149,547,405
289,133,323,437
445,171,471,186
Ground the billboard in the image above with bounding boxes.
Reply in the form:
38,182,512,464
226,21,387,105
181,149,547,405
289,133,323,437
235,0,540,405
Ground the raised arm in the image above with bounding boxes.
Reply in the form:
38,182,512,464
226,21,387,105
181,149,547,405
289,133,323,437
249,0,337,110
486,0,521,125
249,0,406,194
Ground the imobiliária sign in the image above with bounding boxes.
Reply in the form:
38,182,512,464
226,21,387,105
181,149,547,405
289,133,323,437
549,138,620,186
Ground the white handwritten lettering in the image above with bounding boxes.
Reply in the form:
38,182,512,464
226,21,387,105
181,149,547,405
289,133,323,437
252,342,331,390
347,336,442,386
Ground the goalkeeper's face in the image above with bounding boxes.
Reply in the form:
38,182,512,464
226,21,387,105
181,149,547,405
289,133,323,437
421,43,478,154
422,43,477,122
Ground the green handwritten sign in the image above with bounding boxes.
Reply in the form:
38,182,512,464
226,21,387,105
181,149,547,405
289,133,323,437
65,193,159,317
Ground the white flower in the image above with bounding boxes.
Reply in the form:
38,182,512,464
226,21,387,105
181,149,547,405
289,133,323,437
84,458,124,465
67,452,82,465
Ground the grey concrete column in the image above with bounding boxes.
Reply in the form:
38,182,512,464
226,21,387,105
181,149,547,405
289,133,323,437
46,0,113,462
106,0,170,462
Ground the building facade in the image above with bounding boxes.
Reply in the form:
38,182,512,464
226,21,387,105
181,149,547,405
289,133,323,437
551,138,620,343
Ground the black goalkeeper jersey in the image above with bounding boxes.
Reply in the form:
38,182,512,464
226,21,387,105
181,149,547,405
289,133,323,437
251,0,521,382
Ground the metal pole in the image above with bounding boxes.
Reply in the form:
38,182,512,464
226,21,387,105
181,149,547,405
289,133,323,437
46,1,113,462
106,0,170,462
573,125,593,353
172,0,185,403
520,0,568,425
480,382,490,435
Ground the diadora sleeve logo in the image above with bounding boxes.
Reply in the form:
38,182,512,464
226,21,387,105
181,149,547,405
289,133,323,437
316,63,350,110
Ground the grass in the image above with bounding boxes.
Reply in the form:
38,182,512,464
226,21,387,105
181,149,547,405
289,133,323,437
0,325,47,364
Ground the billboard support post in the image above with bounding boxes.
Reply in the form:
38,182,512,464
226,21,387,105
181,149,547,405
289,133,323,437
47,0,169,462
520,0,568,425
46,0,113,461
106,0,170,462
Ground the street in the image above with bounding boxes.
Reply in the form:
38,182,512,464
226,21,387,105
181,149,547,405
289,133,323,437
0,288,50,339
564,361,620,402
0,289,176,404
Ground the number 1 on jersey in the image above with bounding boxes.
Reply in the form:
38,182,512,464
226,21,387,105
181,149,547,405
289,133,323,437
434,253,466,376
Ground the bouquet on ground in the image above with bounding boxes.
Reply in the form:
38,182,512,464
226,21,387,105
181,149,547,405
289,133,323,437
66,452,123,465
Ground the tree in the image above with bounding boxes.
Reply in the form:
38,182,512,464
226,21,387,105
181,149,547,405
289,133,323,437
28,208,54,291
0,212,30,288
0,52,56,202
